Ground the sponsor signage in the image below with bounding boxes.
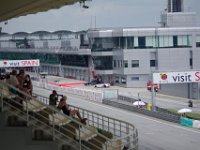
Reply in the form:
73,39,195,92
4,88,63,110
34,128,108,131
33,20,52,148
0,59,40,68
153,71,200,84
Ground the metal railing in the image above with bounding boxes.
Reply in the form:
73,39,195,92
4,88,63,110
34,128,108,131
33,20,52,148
35,94,138,149
0,81,138,150
105,95,180,123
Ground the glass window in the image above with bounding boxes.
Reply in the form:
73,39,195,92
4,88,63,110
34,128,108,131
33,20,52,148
190,51,193,67
121,77,126,84
93,56,113,70
190,58,193,67
159,35,173,48
138,36,146,48
132,60,139,68
150,60,157,67
146,36,156,48
124,60,128,68
173,36,178,47
134,37,138,47
188,35,192,47
127,37,134,49
92,37,114,51
178,35,188,47
120,37,125,49
113,60,116,68
196,35,200,42
116,60,119,68
131,77,139,80
196,35,200,47
115,76,119,83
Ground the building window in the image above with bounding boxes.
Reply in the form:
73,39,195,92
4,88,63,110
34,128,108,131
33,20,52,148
115,76,119,83
196,35,200,47
190,58,193,67
150,60,157,67
158,35,173,48
178,35,191,47
173,36,178,47
138,36,146,48
127,37,134,49
190,51,193,68
113,60,116,68
118,60,121,68
94,56,113,70
124,60,128,68
132,60,139,68
196,42,200,47
121,77,126,84
146,36,156,48
131,77,139,80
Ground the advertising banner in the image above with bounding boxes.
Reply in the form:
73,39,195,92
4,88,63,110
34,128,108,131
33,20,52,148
153,71,200,84
0,59,40,68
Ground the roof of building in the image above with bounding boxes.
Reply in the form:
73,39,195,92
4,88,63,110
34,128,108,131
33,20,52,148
0,0,79,22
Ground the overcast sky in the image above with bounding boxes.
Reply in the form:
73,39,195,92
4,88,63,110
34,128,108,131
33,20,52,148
0,0,199,33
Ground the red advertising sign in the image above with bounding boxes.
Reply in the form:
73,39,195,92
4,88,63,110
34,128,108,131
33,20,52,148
0,59,40,67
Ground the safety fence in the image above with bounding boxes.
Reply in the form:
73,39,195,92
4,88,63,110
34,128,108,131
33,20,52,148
103,98,180,124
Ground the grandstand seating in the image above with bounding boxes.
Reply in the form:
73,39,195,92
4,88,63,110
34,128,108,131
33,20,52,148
0,81,138,150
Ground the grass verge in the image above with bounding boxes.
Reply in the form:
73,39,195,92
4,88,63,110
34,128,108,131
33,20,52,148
168,109,200,120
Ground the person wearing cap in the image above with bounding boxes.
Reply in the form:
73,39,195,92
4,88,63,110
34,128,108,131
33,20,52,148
49,90,59,107
57,96,87,124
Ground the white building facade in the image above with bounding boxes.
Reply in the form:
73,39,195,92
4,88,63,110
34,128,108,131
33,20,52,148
1,0,200,99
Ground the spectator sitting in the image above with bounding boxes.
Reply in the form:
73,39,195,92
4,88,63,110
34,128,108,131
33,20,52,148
57,96,87,124
49,90,60,107
16,69,26,91
16,69,31,99
23,74,33,96
7,70,19,94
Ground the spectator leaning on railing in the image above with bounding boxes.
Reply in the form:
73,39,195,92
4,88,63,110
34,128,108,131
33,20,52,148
49,90,62,107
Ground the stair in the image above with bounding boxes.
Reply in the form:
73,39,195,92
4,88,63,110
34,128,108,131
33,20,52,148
0,105,80,149
1,104,122,150
1,99,122,150
0,112,58,150
76,125,97,141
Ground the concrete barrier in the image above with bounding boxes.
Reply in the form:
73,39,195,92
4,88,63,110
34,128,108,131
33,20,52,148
180,117,193,127
192,120,200,129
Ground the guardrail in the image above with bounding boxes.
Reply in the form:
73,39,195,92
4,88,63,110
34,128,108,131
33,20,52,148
103,98,180,124
35,94,138,150
32,81,104,103
0,81,138,150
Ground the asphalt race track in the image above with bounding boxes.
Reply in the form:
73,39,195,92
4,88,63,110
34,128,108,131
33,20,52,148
34,86,200,150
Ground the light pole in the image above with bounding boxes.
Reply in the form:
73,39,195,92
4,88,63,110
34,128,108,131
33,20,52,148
151,73,156,111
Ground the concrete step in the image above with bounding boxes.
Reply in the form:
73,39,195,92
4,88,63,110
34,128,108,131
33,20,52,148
0,112,59,150
22,100,46,113
103,138,122,150
76,125,97,141
49,112,71,126
84,135,107,150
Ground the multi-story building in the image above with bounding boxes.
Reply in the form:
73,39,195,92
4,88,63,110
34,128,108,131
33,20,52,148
0,0,200,99
86,0,200,99
0,30,94,81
